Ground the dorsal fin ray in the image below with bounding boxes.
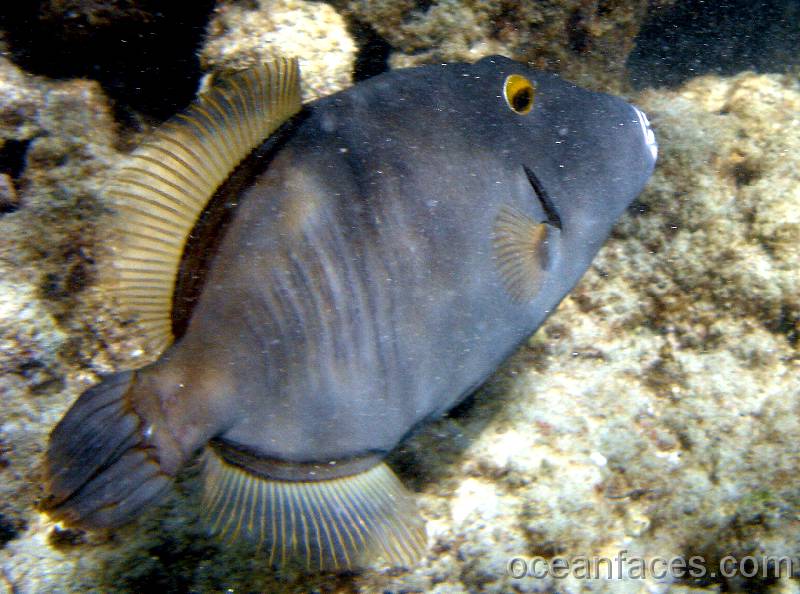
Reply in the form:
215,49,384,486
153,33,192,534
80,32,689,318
105,58,302,356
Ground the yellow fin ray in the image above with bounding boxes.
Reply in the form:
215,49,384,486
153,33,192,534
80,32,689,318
201,449,427,572
105,58,302,355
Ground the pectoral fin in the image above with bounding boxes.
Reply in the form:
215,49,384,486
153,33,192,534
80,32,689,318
492,204,559,303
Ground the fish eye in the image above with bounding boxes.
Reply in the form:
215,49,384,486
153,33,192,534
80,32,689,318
503,74,535,115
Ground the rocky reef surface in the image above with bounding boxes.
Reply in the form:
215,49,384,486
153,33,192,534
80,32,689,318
201,0,357,100
338,0,675,92
1,1,799,593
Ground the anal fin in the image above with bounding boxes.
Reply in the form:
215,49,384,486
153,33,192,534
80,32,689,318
201,447,427,572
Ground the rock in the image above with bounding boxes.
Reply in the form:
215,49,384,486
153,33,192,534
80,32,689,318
340,0,667,92
1,0,216,118
201,0,357,100
0,174,17,213
0,59,43,143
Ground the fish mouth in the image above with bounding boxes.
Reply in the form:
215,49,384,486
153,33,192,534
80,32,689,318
522,165,562,231
632,105,658,162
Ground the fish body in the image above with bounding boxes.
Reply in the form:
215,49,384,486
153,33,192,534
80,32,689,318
44,56,657,570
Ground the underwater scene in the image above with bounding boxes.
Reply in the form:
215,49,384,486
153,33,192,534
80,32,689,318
0,0,798,592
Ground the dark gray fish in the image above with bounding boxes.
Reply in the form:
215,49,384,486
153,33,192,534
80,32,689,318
43,55,657,571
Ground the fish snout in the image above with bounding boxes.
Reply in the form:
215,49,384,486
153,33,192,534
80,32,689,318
632,105,658,165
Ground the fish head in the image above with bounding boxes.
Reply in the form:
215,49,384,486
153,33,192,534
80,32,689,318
469,55,658,267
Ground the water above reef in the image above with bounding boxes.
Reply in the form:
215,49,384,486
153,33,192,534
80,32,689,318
629,0,800,88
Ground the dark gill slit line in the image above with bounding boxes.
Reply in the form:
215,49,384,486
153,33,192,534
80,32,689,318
523,164,563,230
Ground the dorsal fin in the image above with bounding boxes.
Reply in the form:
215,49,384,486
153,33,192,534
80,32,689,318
492,204,558,303
105,58,302,356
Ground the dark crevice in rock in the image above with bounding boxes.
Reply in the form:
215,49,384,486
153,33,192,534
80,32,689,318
105,532,222,593
0,1,216,119
348,20,392,82
732,160,762,187
0,139,30,214
48,526,86,549
774,306,799,346
0,139,30,181
0,513,26,548
566,8,593,54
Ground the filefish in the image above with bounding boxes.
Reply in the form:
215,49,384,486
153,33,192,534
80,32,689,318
43,56,657,571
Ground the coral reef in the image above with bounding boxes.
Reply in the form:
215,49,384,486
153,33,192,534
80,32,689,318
0,1,799,593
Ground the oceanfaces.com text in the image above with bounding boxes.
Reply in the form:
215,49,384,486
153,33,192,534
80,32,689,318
506,551,797,580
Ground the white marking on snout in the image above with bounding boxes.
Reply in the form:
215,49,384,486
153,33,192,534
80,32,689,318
633,106,658,162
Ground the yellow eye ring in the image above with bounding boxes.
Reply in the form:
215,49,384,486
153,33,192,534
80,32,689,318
503,74,535,115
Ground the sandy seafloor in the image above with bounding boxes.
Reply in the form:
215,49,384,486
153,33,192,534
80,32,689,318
0,1,799,592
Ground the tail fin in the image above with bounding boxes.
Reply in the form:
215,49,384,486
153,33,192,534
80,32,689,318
43,371,173,529
201,447,427,572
